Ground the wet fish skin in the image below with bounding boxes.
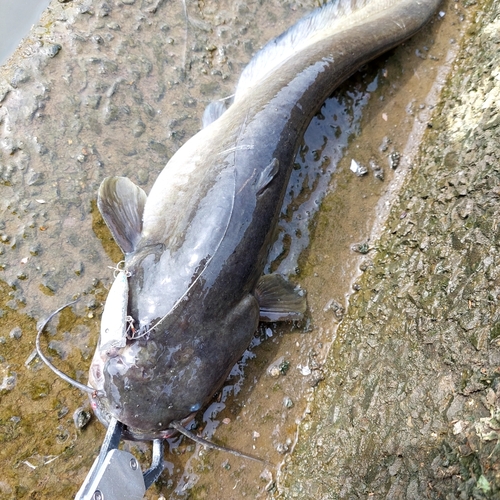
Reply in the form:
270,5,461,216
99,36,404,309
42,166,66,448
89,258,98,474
90,0,441,440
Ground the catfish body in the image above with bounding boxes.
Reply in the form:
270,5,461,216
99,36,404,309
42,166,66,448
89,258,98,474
89,0,441,440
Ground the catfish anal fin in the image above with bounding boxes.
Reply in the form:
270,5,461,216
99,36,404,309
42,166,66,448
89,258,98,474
98,176,147,254
255,274,306,322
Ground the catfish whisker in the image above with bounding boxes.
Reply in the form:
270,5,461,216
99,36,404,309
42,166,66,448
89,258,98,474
169,420,274,467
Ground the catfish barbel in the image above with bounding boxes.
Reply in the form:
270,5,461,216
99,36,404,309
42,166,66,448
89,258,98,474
59,0,441,441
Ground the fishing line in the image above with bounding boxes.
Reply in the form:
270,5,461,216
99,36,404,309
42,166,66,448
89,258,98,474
36,299,98,395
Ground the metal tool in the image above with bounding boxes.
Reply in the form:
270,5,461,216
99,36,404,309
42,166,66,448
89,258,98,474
75,417,165,500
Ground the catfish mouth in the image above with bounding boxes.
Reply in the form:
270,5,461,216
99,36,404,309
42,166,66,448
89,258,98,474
121,413,198,441
88,350,199,441
89,391,196,441
121,411,196,441
121,424,179,442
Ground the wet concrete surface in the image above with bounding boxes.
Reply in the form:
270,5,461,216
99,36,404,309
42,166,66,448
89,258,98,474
0,0,493,498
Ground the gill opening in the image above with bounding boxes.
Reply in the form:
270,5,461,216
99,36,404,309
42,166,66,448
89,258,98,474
36,299,101,396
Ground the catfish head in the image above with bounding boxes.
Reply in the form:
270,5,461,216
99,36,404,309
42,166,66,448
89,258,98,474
88,256,262,441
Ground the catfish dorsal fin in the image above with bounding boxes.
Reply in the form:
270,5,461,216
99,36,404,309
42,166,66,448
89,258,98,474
97,176,147,254
99,269,128,355
202,100,229,128
255,274,307,322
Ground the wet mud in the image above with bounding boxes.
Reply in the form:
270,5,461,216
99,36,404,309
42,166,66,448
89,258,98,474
0,0,491,498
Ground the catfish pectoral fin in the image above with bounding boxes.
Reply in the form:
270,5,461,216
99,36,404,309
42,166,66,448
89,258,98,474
255,273,307,322
97,176,147,254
